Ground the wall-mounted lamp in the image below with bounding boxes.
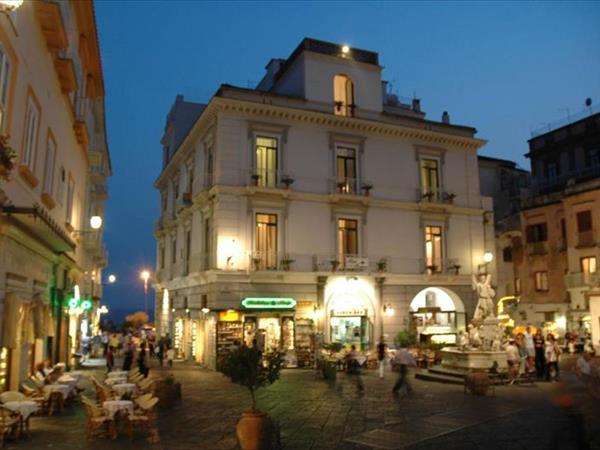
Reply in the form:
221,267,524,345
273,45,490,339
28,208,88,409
383,303,395,317
201,307,210,314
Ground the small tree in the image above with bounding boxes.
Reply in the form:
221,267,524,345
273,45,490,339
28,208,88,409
395,330,417,348
219,347,283,413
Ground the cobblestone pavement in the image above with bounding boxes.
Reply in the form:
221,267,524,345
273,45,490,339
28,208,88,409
6,358,600,450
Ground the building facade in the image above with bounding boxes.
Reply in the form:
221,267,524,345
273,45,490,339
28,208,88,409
514,109,600,349
0,0,110,390
478,156,529,308
154,39,494,368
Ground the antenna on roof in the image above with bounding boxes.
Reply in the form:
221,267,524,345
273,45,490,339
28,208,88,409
585,97,592,115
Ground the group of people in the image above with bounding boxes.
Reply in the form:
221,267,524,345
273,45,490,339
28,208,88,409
506,326,564,383
103,331,176,376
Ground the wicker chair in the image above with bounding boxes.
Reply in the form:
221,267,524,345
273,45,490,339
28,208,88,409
127,397,159,443
20,384,47,414
0,406,20,447
81,396,113,440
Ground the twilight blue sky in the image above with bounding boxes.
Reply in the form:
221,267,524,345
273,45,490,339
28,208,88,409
94,1,600,323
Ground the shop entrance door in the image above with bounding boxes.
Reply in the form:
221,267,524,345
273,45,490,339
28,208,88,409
330,316,371,350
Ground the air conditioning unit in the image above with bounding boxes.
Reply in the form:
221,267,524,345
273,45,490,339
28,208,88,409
345,256,369,270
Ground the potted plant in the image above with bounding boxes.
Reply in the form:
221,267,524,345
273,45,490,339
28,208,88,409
421,191,435,202
281,175,294,189
251,173,261,186
155,374,182,409
394,330,417,348
451,264,461,275
329,259,340,272
219,347,283,450
425,264,438,275
361,183,373,196
376,258,387,272
252,257,262,271
443,192,457,204
0,135,17,182
281,258,295,271
320,342,344,381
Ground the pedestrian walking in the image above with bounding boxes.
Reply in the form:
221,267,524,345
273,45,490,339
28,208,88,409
166,347,175,367
377,338,387,379
534,330,546,379
106,346,115,372
391,345,416,395
157,336,165,367
122,346,134,371
506,338,520,384
524,326,536,372
545,334,561,381
346,345,364,392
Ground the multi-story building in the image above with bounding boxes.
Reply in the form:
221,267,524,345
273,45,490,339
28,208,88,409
154,38,494,368
514,108,600,348
0,0,110,390
478,156,529,304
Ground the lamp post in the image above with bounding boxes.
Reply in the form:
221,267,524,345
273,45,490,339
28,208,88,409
140,270,151,315
478,251,494,275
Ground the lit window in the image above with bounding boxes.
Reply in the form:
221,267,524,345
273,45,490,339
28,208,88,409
22,95,40,170
0,47,11,132
424,226,443,272
65,174,74,225
514,278,521,295
336,146,357,194
338,218,358,266
534,271,548,292
333,75,355,117
581,257,597,274
255,213,277,270
255,136,278,187
420,159,440,199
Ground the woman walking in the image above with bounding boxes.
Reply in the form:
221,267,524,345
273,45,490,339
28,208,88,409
545,334,561,381
534,330,546,379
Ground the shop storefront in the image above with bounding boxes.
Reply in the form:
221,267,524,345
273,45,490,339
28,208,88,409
409,287,466,345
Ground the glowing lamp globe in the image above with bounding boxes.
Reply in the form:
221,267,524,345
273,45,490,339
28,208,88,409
341,45,350,54
90,216,103,230
483,252,494,263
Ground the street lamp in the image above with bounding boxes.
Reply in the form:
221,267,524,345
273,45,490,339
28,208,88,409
478,251,494,274
107,274,116,284
140,270,151,315
90,215,103,230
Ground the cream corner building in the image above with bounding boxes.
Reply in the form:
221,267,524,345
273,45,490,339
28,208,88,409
0,0,110,390
154,39,495,368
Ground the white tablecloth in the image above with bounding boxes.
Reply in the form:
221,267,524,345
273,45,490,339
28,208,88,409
102,400,133,418
105,377,127,386
112,383,137,398
43,384,71,400
4,400,39,420
107,371,128,379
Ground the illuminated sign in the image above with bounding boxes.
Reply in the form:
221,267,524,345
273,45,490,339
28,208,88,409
66,298,93,312
219,311,240,322
241,298,297,309
331,308,367,317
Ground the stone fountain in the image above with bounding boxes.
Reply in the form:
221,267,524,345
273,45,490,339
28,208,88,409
439,274,507,372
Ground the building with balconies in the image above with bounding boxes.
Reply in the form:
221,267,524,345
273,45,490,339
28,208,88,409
0,0,110,390
513,108,600,348
153,38,494,368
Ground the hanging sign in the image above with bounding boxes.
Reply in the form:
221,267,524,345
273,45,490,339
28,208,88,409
219,311,240,322
241,298,297,309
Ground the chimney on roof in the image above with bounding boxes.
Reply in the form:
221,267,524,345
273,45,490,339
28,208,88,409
176,94,184,103
256,58,285,91
412,99,421,113
442,111,450,124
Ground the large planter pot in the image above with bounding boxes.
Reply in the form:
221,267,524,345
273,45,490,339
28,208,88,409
466,370,490,396
236,411,273,450
156,381,181,409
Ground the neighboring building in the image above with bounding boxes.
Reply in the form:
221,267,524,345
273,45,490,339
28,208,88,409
478,156,530,302
154,38,494,368
514,109,600,349
0,0,110,390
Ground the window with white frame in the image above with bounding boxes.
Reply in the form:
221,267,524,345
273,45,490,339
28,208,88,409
22,95,40,170
581,256,597,274
255,136,278,188
0,47,11,132
43,135,56,196
255,213,278,270
333,74,355,117
336,146,357,194
424,225,443,272
534,271,548,292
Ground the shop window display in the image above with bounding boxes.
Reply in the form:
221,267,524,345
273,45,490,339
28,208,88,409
330,316,371,350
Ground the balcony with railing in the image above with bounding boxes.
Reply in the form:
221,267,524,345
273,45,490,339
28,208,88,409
416,187,457,205
565,272,598,289
527,241,549,256
576,230,597,249
246,169,295,190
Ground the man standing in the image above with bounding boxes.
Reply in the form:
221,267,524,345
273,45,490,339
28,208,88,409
392,345,416,395
377,338,387,379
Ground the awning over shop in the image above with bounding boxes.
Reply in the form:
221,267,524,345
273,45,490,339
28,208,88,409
1,204,75,253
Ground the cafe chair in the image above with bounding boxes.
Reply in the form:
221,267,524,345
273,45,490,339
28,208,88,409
0,406,20,447
81,396,113,440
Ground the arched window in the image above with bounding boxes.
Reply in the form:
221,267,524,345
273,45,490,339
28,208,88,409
333,74,355,117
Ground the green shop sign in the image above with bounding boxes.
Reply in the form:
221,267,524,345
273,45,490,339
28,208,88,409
66,298,93,311
241,298,296,309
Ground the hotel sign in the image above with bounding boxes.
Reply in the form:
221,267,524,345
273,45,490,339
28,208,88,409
331,308,367,317
241,298,297,309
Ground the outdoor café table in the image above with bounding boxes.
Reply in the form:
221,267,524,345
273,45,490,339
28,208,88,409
43,384,70,400
107,371,128,379
57,374,78,391
112,383,137,398
3,400,39,434
105,377,127,386
103,400,133,439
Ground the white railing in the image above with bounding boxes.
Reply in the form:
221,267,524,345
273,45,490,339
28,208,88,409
565,272,598,289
